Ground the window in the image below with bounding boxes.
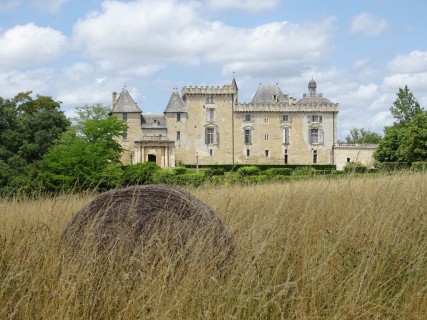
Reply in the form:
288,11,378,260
282,114,290,122
209,149,213,156
244,114,251,122
265,150,269,157
273,94,277,101
244,129,252,144
310,129,319,144
206,96,214,104
264,134,269,141
308,115,322,123
263,117,269,123
123,113,128,122
206,108,215,122
284,149,288,164
282,127,289,144
176,131,181,141
312,150,318,164
123,132,128,141
347,157,351,163
176,113,181,122
205,127,216,145
246,149,250,157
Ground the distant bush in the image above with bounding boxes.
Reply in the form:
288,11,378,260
343,162,368,173
376,162,410,171
261,168,292,177
237,166,260,176
173,173,205,187
203,167,226,177
411,161,427,171
122,162,161,185
173,166,187,175
151,169,176,184
291,166,316,176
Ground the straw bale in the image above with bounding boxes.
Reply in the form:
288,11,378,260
61,184,234,265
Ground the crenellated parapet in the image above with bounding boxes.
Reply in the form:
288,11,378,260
182,84,237,96
235,102,339,113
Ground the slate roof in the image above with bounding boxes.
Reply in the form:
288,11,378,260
296,95,332,105
164,88,187,113
141,114,167,129
251,84,288,103
112,88,142,113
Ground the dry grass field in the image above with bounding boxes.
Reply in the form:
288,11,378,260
1,172,426,319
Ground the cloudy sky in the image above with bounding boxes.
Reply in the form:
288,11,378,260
1,0,427,139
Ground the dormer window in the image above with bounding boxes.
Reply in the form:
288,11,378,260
273,94,278,102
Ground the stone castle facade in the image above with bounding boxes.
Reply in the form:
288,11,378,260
110,79,376,170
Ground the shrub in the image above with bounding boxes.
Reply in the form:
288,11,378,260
237,166,260,176
343,162,368,173
261,168,292,177
291,166,316,176
122,162,161,185
173,166,187,175
411,161,427,171
151,169,176,184
173,173,206,187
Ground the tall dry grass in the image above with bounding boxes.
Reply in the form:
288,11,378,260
1,172,426,319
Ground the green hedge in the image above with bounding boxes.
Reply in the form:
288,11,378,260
411,162,427,171
183,164,336,172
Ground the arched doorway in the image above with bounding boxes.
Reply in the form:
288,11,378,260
148,154,156,163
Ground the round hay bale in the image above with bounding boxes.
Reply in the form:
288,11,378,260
61,184,234,268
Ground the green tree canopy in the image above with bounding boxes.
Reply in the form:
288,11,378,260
42,104,127,191
0,92,69,193
389,85,423,124
344,128,382,144
374,86,426,164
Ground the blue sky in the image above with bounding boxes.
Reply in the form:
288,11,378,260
1,0,427,139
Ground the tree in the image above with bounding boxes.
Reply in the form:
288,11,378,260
71,103,111,133
0,92,69,192
345,128,382,144
389,85,423,124
42,105,128,191
375,86,427,164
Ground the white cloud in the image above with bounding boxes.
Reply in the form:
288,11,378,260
205,0,280,13
0,23,68,68
73,0,335,79
350,12,388,37
387,50,427,73
30,0,69,13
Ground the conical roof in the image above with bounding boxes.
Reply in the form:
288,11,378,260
164,88,187,113
112,87,142,113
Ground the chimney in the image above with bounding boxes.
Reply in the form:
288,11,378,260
112,91,118,107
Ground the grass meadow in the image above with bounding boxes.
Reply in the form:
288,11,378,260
1,172,426,319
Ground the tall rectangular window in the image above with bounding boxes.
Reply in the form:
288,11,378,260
263,117,269,123
176,131,181,141
284,149,288,164
206,127,215,144
246,149,250,157
244,129,251,144
176,113,181,121
310,129,319,144
265,150,269,157
244,114,251,122
123,132,128,141
264,134,269,141
313,150,318,164
123,113,128,122
282,128,289,144
206,108,215,122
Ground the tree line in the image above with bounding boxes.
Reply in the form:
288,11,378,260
0,86,426,195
